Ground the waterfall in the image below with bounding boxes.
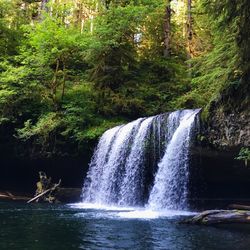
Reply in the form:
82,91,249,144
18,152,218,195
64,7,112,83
82,118,146,204
82,109,200,210
147,109,200,210
118,117,154,206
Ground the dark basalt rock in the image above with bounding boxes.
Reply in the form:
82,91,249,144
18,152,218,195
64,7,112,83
202,76,250,149
205,108,250,148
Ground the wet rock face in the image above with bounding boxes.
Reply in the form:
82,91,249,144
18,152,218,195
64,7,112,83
203,75,250,149
205,107,250,148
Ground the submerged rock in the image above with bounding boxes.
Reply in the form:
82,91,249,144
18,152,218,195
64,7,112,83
184,209,250,225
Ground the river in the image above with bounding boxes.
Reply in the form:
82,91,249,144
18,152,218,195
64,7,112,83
1,201,250,250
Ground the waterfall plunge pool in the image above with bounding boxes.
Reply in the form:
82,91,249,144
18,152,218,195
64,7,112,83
1,201,250,250
71,202,196,219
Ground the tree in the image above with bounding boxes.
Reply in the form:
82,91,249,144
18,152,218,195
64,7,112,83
163,0,171,58
1,0,248,159
186,0,193,59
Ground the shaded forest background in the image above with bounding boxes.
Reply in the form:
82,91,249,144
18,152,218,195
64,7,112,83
0,0,249,159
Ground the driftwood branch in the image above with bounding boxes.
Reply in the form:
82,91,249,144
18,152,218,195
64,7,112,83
27,179,61,204
228,204,250,210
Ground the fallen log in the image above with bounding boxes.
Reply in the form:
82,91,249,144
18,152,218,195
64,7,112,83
183,209,250,225
0,187,81,203
228,204,250,210
27,180,61,204
0,191,31,201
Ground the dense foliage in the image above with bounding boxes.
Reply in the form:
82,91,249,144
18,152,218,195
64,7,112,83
236,148,250,167
0,0,249,157
183,0,250,114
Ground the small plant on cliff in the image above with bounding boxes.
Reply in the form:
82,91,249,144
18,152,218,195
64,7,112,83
235,148,250,167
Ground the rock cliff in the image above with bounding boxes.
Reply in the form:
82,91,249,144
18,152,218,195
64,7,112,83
205,77,250,149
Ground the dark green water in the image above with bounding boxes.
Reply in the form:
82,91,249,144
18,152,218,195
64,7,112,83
1,202,250,250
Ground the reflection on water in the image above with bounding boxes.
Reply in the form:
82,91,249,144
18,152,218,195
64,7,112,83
1,202,250,250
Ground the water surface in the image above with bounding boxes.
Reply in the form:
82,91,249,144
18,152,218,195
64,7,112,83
1,202,250,250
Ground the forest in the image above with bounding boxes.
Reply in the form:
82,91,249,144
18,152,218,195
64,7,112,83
1,2,250,249
0,0,249,159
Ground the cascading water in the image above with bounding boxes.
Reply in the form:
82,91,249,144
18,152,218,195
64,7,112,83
82,118,144,204
82,109,200,210
147,109,200,210
118,117,154,206
81,126,121,203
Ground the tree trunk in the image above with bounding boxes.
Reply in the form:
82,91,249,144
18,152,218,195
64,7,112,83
61,61,66,101
186,0,193,59
163,0,171,58
51,58,60,110
41,0,49,12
